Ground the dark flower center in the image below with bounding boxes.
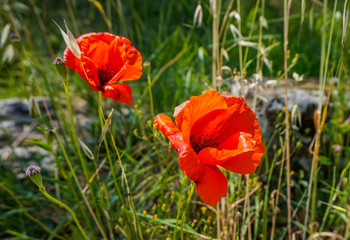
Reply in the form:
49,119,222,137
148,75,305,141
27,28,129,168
97,64,115,90
190,130,220,154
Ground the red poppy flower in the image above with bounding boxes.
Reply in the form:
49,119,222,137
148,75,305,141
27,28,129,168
63,32,142,105
154,90,265,205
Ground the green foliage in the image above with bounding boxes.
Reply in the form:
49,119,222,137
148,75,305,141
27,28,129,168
1,0,350,239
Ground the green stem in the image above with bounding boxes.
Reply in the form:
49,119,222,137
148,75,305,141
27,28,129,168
62,79,105,232
62,80,90,182
173,176,187,240
55,129,106,238
98,93,143,239
242,0,260,72
0,183,65,240
211,0,220,90
237,0,243,74
180,182,195,240
97,93,126,208
39,186,89,240
283,0,292,239
146,63,155,119
105,109,144,240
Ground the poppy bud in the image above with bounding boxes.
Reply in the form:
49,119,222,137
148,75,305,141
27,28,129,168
46,129,56,144
26,165,43,188
10,33,21,41
143,61,151,76
46,129,55,136
53,57,67,79
143,61,150,68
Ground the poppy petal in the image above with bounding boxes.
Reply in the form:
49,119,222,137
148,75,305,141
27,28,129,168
219,152,259,174
79,32,115,66
178,143,206,181
64,47,101,91
79,55,101,90
190,108,227,142
220,98,260,140
101,84,133,105
154,114,205,181
218,98,265,165
222,95,245,107
195,165,228,205
64,45,80,73
65,32,115,71
197,132,256,165
108,37,142,83
181,90,227,141
63,33,116,90
173,100,190,130
154,114,184,151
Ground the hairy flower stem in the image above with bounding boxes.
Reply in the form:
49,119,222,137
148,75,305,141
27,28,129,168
62,78,105,224
62,79,90,183
38,186,89,240
97,93,126,209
